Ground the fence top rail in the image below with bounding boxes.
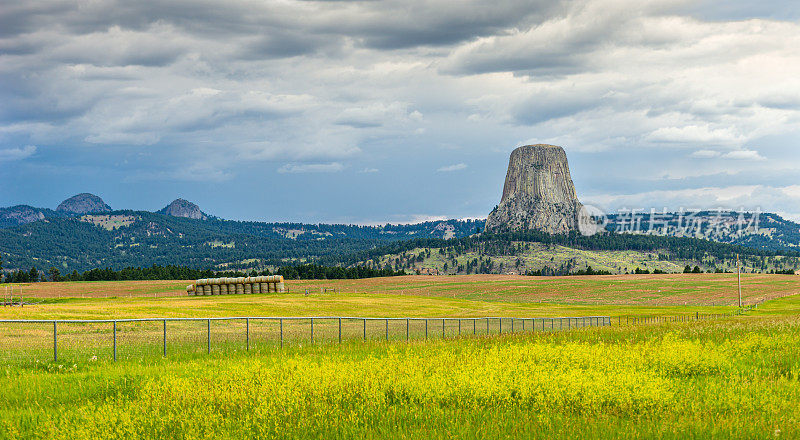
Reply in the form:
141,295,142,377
0,315,612,324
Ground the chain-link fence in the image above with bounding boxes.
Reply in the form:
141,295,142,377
0,313,732,365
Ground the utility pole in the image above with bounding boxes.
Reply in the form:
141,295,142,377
737,254,742,308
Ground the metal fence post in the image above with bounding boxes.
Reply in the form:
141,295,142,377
163,319,167,357
363,318,367,341
338,318,342,344
386,318,389,342
511,318,514,333
53,321,57,362
442,319,445,339
406,318,409,342
473,318,476,336
246,318,250,351
499,318,502,334
113,321,117,362
425,319,428,340
207,319,211,354
311,318,314,344
486,318,489,335
280,318,283,348
458,319,461,336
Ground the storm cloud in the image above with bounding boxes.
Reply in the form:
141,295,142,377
0,0,798,222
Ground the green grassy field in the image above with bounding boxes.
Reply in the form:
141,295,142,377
3,273,797,322
1,275,799,438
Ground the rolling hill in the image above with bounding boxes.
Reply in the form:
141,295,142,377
1,193,800,276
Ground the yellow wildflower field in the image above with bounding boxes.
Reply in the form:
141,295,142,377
2,315,799,439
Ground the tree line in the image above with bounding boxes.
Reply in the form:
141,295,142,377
0,263,404,283
328,230,800,269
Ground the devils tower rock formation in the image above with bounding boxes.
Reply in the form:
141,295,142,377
485,144,583,234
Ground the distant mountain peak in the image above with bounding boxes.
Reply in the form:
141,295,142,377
56,193,111,214
0,205,46,227
157,198,208,220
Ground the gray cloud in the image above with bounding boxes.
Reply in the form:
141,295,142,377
0,0,798,222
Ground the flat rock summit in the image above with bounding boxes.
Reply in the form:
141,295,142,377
485,144,583,234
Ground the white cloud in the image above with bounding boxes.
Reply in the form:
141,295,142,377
646,125,745,146
360,167,379,173
437,163,468,172
690,150,721,158
722,150,766,161
0,145,37,162
334,102,421,128
782,185,800,198
277,162,344,174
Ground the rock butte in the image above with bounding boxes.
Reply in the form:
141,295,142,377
158,198,208,220
485,144,583,234
56,193,111,215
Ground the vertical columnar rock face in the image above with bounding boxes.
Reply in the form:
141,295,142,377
485,144,583,234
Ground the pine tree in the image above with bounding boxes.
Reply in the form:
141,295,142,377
29,267,39,283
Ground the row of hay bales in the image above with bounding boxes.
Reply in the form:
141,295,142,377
186,275,285,296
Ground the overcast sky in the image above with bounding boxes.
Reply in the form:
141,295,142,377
1,0,799,223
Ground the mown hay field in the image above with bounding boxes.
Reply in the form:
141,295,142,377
2,307,800,439
2,274,798,322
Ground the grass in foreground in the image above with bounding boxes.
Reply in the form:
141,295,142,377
2,314,799,439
